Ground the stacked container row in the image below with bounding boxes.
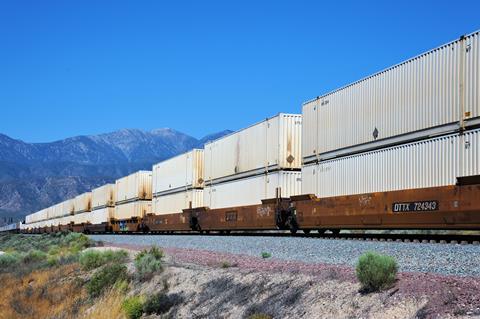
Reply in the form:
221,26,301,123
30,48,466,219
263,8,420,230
115,171,153,220
302,31,480,163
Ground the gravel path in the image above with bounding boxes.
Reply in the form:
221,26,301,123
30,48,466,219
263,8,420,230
89,234,480,277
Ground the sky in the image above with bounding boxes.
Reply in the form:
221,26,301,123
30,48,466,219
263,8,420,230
0,0,479,143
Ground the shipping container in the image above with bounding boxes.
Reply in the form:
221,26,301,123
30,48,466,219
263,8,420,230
73,212,89,224
204,114,302,183
204,171,301,209
114,201,152,220
302,129,480,197
152,149,204,195
152,189,203,215
90,207,114,225
92,184,115,209
62,200,74,217
302,31,480,163
115,171,152,204
74,192,92,213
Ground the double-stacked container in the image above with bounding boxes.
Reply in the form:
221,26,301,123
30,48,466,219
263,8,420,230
152,149,204,215
114,171,152,220
72,192,92,225
204,113,303,209
90,184,116,225
302,31,480,198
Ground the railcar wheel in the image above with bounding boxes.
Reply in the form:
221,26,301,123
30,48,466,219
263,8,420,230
303,229,311,234
330,229,340,235
317,229,326,234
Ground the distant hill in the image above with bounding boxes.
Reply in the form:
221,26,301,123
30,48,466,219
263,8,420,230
0,128,232,221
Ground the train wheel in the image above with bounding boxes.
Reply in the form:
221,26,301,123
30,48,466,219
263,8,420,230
318,229,326,234
330,229,340,235
303,229,311,234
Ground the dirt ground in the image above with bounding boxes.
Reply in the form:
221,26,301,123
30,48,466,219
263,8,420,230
104,244,480,319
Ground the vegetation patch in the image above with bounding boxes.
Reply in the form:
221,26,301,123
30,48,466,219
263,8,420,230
356,251,398,292
87,263,129,298
261,252,272,259
134,246,164,281
122,295,144,319
143,292,185,316
79,249,128,271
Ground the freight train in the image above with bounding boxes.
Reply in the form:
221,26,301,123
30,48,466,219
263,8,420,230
5,31,480,235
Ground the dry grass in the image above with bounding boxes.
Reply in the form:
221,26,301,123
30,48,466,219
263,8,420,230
0,263,87,319
82,288,126,319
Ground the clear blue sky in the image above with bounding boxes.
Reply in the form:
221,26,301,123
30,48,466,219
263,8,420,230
0,0,479,142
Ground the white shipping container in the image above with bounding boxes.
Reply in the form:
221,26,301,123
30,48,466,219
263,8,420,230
302,31,480,162
92,184,115,209
204,114,302,183
302,129,480,198
204,171,302,209
74,192,92,213
115,171,152,203
62,200,74,217
114,201,152,220
73,212,89,224
89,207,114,225
152,189,204,215
152,149,204,195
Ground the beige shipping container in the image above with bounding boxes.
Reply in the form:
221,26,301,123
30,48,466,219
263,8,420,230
73,212,89,224
89,207,114,225
204,171,302,209
152,149,204,195
152,189,204,215
74,192,92,213
114,201,152,220
204,113,302,183
302,129,480,198
92,184,115,209
62,200,74,217
115,171,152,203
302,31,480,162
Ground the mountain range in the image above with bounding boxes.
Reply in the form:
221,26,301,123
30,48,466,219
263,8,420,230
0,128,232,222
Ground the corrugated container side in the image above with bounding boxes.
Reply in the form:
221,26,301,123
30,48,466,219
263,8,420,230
204,171,301,209
62,200,74,217
90,207,114,225
116,171,152,203
114,201,152,220
465,32,480,121
152,149,204,195
152,189,204,215
73,212,89,224
205,114,302,183
74,192,92,213
302,129,480,198
303,31,480,160
92,184,115,209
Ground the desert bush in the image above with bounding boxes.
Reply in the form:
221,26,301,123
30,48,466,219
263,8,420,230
261,252,272,259
122,296,144,319
0,253,21,270
221,261,231,268
22,249,47,264
143,292,184,315
249,314,272,319
134,247,164,281
87,263,129,298
79,249,128,271
356,251,398,292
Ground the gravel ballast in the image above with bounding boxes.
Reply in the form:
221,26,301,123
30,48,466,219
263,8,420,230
89,234,480,277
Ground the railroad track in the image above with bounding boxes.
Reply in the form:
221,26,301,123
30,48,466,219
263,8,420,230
89,231,480,245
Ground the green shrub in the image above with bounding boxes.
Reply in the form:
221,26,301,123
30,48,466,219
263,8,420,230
22,249,47,264
0,253,21,270
113,279,130,294
356,251,398,292
134,247,164,281
87,263,128,298
79,249,128,271
143,292,184,315
221,261,231,268
122,296,144,319
261,252,272,259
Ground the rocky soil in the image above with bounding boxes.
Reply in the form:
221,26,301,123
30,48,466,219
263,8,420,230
103,243,480,319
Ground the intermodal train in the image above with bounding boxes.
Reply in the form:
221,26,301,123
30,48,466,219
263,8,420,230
4,31,480,235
